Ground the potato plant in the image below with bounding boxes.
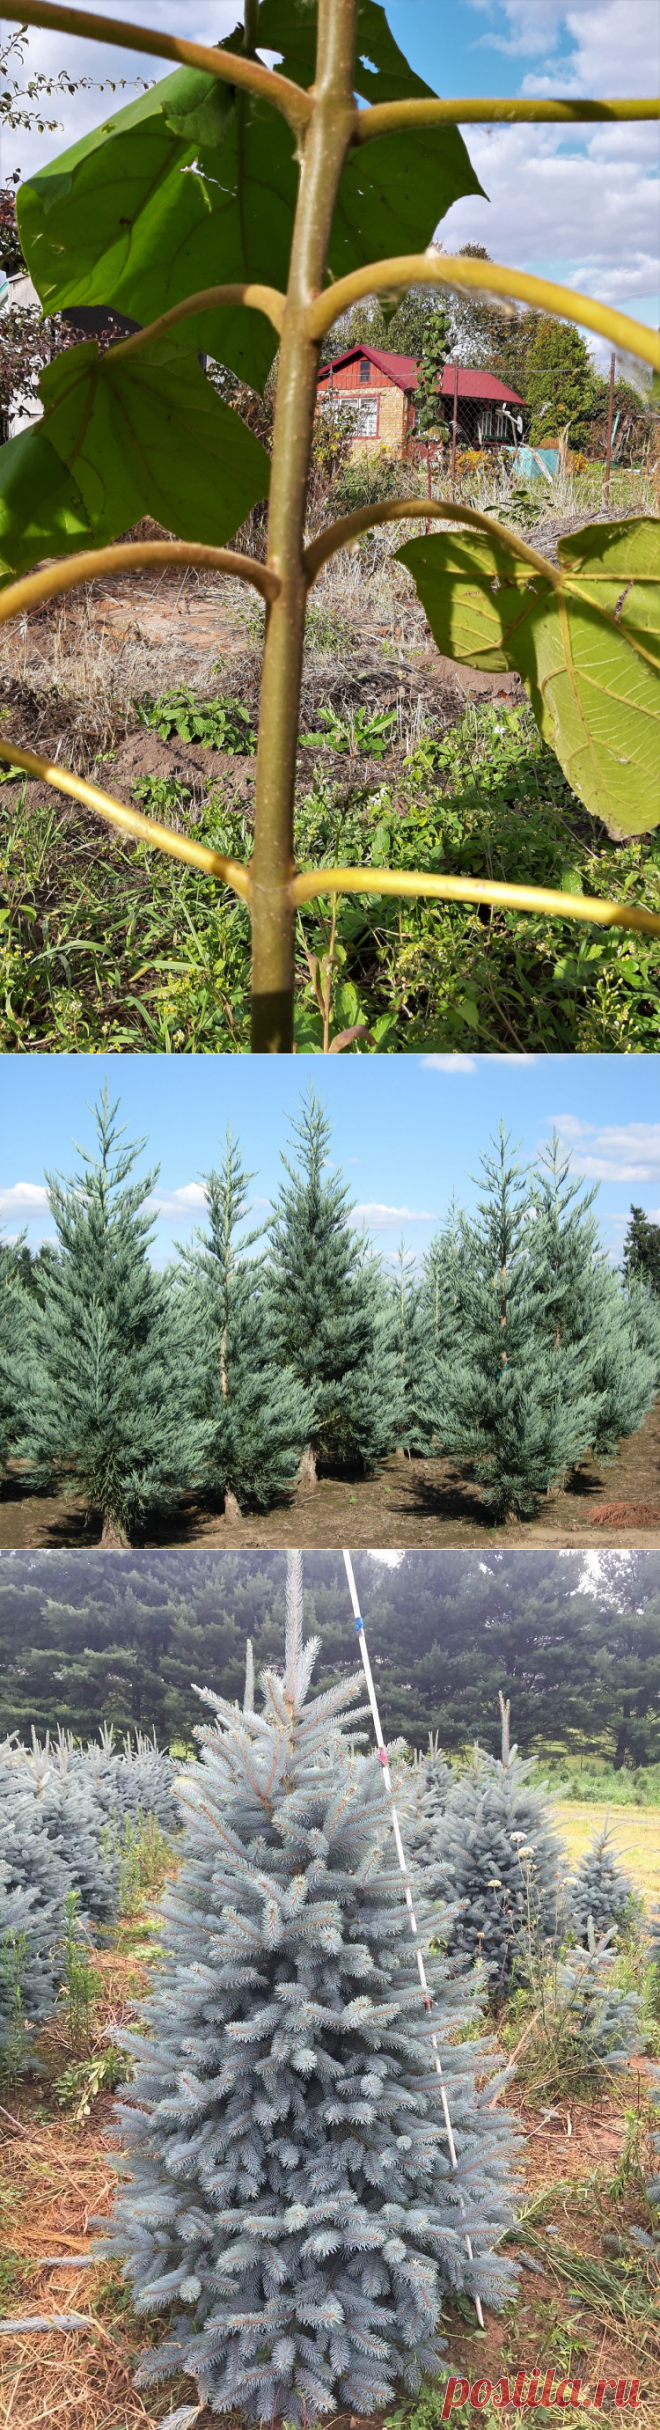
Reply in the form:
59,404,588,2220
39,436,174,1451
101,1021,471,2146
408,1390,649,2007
0,0,659,1051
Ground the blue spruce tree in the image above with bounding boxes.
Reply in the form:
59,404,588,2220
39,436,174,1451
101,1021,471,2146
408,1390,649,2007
19,1089,206,1545
179,1130,314,1519
268,1092,403,1481
438,1697,565,2002
0,1229,27,1476
569,1821,638,1947
103,1557,518,2421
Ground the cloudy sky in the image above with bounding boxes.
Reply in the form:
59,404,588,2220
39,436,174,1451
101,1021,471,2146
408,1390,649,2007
1,1052,659,1266
2,0,657,368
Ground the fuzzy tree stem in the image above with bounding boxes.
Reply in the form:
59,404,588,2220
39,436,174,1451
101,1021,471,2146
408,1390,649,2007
249,0,358,1052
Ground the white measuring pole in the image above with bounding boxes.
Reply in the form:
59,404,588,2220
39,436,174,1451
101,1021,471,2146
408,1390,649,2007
342,1549,484,2329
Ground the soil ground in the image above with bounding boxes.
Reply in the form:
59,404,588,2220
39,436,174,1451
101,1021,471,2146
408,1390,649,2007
2,1398,660,1552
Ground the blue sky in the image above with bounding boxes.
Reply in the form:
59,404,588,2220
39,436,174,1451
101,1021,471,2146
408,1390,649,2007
2,1052,658,1268
5,2,657,360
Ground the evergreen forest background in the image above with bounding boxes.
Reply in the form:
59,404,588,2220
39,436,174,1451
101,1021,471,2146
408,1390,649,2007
2,1545,660,1776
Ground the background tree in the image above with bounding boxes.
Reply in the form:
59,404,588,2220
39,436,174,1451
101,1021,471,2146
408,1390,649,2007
0,1229,27,1474
20,1089,205,1546
437,1696,566,2003
104,1557,517,2419
569,1821,639,1947
624,1208,660,1299
268,1090,403,1480
180,1128,314,1519
524,316,600,449
2,1547,660,1763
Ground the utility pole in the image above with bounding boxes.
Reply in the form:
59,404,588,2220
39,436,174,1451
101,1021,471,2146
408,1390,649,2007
604,350,616,507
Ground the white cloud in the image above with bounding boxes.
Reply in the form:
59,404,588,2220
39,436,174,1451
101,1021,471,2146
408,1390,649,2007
547,1120,660,1182
147,1183,209,1220
0,1183,49,1215
4,6,239,183
354,1203,436,1226
440,3,659,363
422,1054,478,1073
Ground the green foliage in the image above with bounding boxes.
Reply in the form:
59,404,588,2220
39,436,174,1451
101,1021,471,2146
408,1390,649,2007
61,1891,102,2050
178,1128,315,1511
300,702,397,754
118,1813,173,1915
268,1089,404,1473
624,1206,660,1298
525,316,601,448
18,1087,208,1541
397,517,660,838
416,308,452,438
138,688,256,754
54,2044,124,2120
0,335,270,584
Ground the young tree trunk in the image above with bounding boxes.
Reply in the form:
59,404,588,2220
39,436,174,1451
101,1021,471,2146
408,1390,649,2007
224,1487,243,1527
249,0,358,1052
101,1511,129,1548
298,1444,318,1487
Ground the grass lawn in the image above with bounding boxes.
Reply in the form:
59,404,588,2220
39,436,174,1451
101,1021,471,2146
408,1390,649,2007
555,1801,660,1906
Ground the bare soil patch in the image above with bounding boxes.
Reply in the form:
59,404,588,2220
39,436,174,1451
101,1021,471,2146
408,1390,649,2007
2,1401,659,1552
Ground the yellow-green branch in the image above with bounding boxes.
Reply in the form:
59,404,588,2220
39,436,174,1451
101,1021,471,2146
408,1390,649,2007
290,865,660,938
4,1,312,135
0,543,280,625
0,738,251,898
305,497,559,585
308,253,660,371
2,736,658,945
109,285,286,358
356,97,660,139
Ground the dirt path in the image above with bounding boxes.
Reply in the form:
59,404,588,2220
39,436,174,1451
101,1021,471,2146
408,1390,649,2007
2,1401,659,1551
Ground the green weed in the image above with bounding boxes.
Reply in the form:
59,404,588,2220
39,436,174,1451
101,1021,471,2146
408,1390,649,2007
2,702,659,1053
138,686,256,753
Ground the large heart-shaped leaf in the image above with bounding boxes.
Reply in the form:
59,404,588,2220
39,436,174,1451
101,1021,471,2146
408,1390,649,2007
0,337,270,583
17,4,483,394
0,422,92,586
397,518,660,835
39,335,270,547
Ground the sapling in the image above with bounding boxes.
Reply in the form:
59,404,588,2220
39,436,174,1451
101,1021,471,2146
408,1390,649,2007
102,1554,518,2420
268,1089,404,1477
569,1821,638,1948
0,2,656,1050
438,1695,566,2001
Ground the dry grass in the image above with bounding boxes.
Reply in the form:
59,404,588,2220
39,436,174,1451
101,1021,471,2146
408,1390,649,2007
555,1802,660,1906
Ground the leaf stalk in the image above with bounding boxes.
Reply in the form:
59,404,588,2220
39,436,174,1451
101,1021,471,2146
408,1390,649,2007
307,254,660,371
0,544,281,623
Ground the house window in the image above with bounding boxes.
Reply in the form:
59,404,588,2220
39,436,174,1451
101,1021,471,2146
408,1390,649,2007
355,395,378,435
359,356,371,383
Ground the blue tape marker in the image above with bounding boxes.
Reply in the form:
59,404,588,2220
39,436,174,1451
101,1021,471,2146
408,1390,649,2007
354,1615,364,1632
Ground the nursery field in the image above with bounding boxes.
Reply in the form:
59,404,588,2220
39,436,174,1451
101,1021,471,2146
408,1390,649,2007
2,1393,660,1552
1,1797,659,2430
554,1803,660,1907
1,475,658,1059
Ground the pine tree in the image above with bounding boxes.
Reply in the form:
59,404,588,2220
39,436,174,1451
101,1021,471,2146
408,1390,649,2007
19,1088,206,1545
0,1863,60,2072
180,1130,314,1518
416,307,452,439
268,1091,403,1480
438,1697,565,2002
569,1822,638,1948
18,1731,121,1928
449,1128,593,1520
407,1736,454,1895
103,1557,518,2421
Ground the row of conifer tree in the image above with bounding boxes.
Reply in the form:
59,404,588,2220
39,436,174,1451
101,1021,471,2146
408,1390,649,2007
1,1574,657,2419
1,1088,658,1541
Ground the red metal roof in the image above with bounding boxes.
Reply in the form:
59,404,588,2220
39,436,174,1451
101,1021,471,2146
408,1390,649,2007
317,347,524,405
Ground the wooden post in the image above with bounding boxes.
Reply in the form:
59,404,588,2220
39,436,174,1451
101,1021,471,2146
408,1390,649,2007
451,359,459,498
604,349,615,507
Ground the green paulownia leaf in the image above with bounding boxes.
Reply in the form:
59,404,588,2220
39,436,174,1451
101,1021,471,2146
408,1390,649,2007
17,4,484,394
0,422,92,584
0,338,270,583
397,519,660,836
40,337,270,544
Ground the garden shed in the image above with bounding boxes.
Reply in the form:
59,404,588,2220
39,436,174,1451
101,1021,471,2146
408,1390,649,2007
317,345,525,456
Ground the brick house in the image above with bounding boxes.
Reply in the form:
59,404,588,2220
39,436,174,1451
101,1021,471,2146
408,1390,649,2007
316,346,525,457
